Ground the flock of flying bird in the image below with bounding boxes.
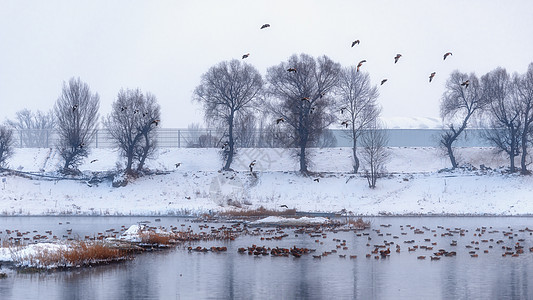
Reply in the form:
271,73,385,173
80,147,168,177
242,23,470,130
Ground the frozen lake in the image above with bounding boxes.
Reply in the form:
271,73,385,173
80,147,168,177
0,216,532,299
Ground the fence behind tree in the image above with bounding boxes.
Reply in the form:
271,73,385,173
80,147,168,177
12,128,493,149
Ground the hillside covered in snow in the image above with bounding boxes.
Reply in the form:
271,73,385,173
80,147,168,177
0,147,531,216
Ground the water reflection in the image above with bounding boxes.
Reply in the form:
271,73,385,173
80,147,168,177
1,216,533,299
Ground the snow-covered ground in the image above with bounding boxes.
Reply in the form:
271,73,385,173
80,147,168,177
0,147,531,216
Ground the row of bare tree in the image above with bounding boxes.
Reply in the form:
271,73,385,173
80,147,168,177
440,63,533,174
194,53,386,182
0,78,161,175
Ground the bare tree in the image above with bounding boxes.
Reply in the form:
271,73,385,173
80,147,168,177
0,124,15,168
193,59,263,170
266,54,340,173
515,63,533,174
360,121,389,188
440,71,485,169
54,77,100,174
480,68,522,172
104,89,161,174
335,68,380,173
8,109,55,147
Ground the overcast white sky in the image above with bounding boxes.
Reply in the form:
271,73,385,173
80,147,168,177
1,0,533,128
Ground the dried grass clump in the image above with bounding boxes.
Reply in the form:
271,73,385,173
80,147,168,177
347,217,371,229
14,241,128,269
139,231,175,245
220,206,297,218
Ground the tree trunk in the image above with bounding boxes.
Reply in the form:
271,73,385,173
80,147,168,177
299,144,307,174
223,113,235,171
446,143,458,169
352,138,359,173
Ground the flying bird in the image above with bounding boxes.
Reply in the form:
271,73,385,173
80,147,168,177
340,107,347,114
443,52,453,60
351,40,360,47
276,118,285,124
461,80,470,88
341,121,350,128
242,53,250,59
313,178,320,182
90,159,98,163
280,204,289,208
301,97,310,102
175,163,181,168
381,79,388,85
429,72,436,83
394,54,402,64
260,24,270,29
151,119,160,126
356,60,366,72
287,68,297,72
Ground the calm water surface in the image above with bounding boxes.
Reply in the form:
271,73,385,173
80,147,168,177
0,216,532,299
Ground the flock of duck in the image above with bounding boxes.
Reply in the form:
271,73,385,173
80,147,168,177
2,219,533,264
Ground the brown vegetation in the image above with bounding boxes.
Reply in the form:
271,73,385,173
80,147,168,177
219,206,297,218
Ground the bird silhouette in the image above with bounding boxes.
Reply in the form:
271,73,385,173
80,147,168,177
461,80,470,88
242,53,250,59
287,68,297,72
340,107,347,114
121,106,127,112
175,163,181,168
341,121,350,128
357,60,366,72
151,119,160,126
276,118,285,124
381,79,388,85
394,54,402,64
72,105,78,112
280,204,288,208
249,160,256,172
301,97,310,102
429,72,436,83
260,24,270,29
90,159,98,163
351,40,360,47
443,52,453,60
313,178,320,182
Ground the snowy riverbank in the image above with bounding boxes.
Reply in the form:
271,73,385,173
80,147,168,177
0,147,531,216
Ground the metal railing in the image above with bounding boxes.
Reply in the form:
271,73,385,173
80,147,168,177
11,128,493,149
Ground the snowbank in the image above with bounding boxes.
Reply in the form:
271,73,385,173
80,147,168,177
0,147,531,216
